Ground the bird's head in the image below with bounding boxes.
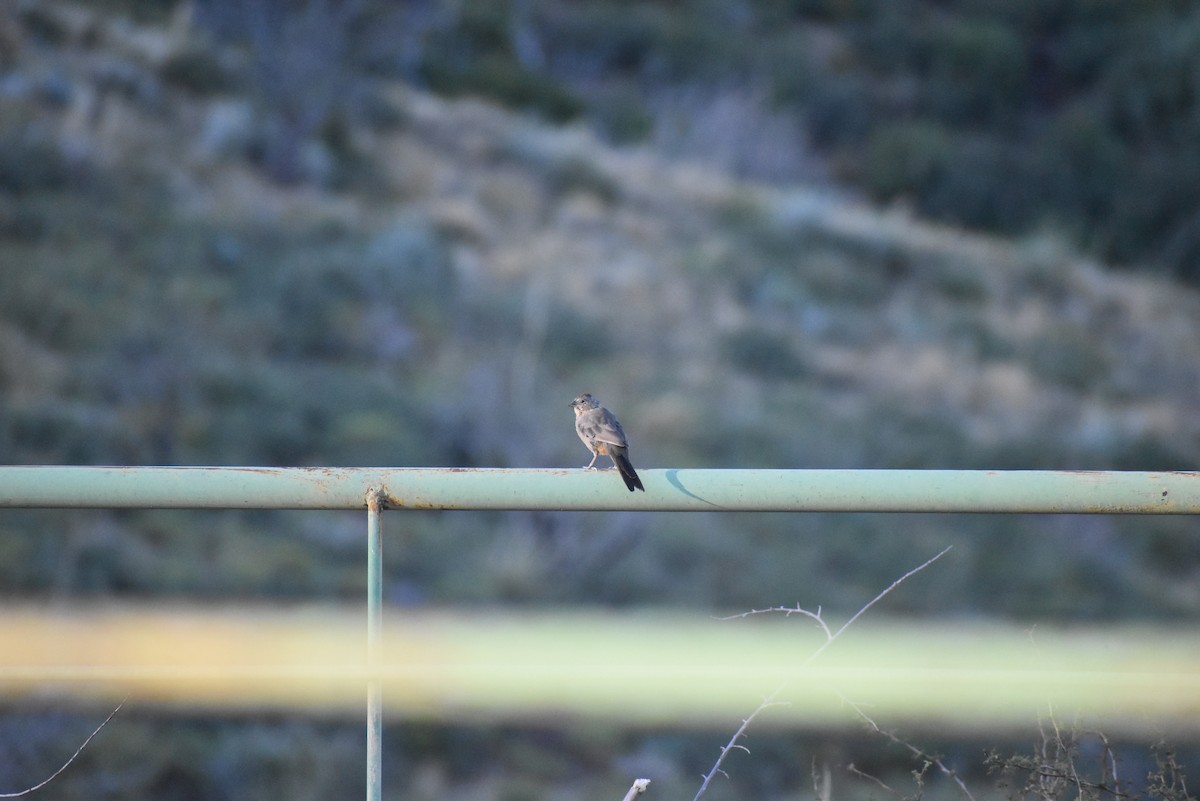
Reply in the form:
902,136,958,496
569,393,599,414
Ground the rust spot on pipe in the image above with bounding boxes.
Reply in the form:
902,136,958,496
375,486,414,510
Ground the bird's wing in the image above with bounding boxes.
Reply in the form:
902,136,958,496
581,408,628,448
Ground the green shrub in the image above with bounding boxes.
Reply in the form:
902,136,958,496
542,2,672,75
0,132,78,195
8,404,109,463
722,328,807,380
590,89,653,144
868,125,1038,233
423,54,584,122
546,154,619,203
87,0,179,23
0,198,48,241
919,17,1028,125
1035,102,1126,227
865,120,952,203
799,72,875,147
1026,326,1110,392
542,305,615,366
17,5,75,45
159,45,239,95
417,2,584,122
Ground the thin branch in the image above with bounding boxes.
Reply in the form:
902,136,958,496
620,778,650,801
1095,731,1118,792
1049,712,1085,801
842,694,977,801
716,605,832,640
812,756,832,801
690,701,788,801
715,546,952,667
847,762,900,797
0,701,125,798
693,546,953,801
820,546,953,658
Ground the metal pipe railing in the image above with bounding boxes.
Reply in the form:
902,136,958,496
365,491,384,801
0,466,1198,512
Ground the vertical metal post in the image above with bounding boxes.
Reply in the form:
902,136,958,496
366,491,383,801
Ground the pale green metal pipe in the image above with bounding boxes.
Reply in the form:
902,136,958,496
0,467,1197,513
365,494,383,801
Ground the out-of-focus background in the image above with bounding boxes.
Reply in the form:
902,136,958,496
1,1,1199,799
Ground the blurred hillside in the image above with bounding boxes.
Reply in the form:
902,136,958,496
2,0,1199,619
3,3,1200,800
320,0,1200,279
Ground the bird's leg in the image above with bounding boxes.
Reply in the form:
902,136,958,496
583,452,599,470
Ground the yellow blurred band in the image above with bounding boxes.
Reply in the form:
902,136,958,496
1,606,1196,733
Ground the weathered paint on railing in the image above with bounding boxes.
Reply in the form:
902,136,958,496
0,466,1198,513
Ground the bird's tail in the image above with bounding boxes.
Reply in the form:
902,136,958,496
614,452,644,492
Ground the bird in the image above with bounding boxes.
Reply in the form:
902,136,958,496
569,392,644,492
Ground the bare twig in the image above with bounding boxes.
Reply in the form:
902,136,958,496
847,762,900,797
691,701,788,801
812,757,833,801
817,545,952,662
0,701,125,798
620,778,651,801
843,695,977,801
1095,731,1118,793
714,546,952,667
1049,712,1084,801
993,711,1132,801
716,605,833,640
693,546,953,801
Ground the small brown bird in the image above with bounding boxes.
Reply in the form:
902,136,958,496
569,392,644,492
